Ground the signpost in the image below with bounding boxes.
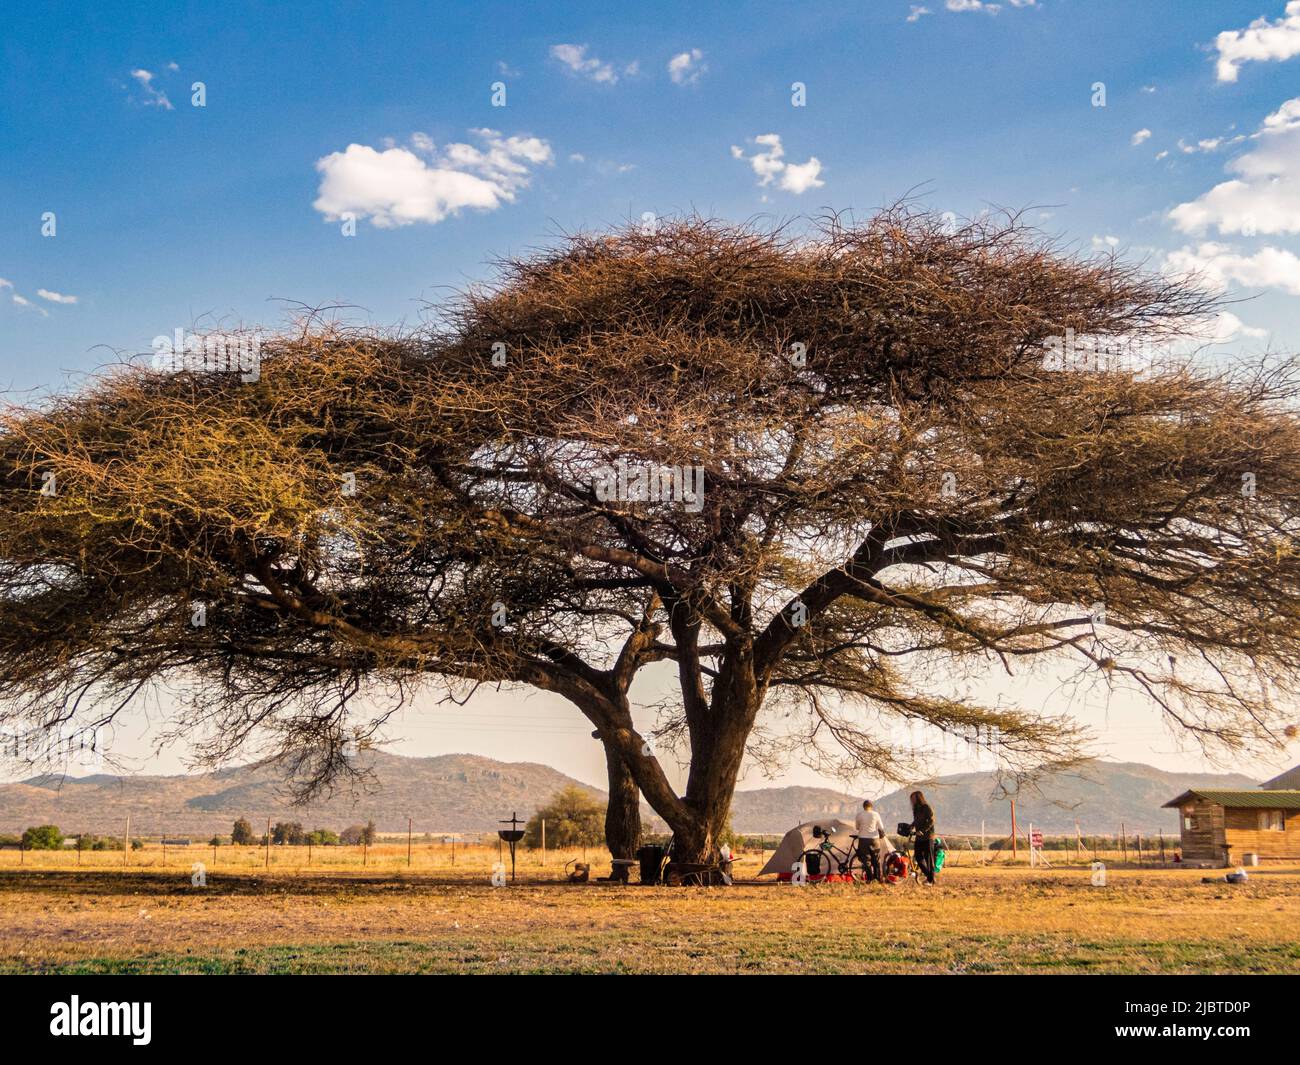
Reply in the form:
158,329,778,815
498,812,525,884
1028,824,1051,868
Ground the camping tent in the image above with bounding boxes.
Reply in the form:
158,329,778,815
759,818,895,880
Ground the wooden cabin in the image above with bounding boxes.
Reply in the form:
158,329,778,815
1163,788,1300,866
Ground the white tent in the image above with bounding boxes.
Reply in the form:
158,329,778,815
759,818,894,879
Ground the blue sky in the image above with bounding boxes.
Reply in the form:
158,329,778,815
3,1,1300,786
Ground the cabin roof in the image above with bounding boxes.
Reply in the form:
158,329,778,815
1163,789,1300,810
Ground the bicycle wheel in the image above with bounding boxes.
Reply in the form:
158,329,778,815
799,849,824,879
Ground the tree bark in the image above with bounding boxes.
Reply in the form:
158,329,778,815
602,739,642,859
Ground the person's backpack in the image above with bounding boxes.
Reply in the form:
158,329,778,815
883,851,909,883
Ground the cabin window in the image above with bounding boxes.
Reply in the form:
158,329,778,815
1183,815,1198,831
1258,810,1285,832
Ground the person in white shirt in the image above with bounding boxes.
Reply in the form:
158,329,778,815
854,800,887,882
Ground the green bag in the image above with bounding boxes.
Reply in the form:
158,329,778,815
933,837,947,872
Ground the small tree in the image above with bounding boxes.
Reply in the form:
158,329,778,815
524,785,606,849
305,828,339,846
271,821,304,845
208,835,222,847
21,824,63,850
230,818,254,845
340,824,364,846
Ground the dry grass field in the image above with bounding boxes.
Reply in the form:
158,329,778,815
2,844,1297,974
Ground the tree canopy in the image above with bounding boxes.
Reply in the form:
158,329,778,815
524,785,607,849
2,208,1299,861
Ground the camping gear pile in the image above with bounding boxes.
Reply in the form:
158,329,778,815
759,819,897,883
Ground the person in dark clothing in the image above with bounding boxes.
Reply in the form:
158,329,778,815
909,790,937,884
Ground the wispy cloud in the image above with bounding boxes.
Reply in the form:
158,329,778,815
945,0,1036,13
668,48,706,86
129,68,174,110
550,43,621,84
36,289,78,304
1,279,49,316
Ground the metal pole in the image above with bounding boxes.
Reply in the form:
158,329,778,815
407,817,412,868
265,818,271,869
1010,800,1017,859
124,815,130,867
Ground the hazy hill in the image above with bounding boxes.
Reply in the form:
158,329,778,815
0,754,1262,837
0,752,602,836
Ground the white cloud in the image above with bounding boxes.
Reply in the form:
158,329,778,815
1264,97,1300,133
313,129,553,228
550,43,620,84
1170,100,1300,236
1214,1,1300,83
945,0,1035,12
129,68,173,110
1204,310,1269,341
731,134,824,194
1131,128,1152,147
667,48,706,85
1165,241,1300,295
36,289,77,304
1091,234,1120,250
906,6,931,21
1,280,49,316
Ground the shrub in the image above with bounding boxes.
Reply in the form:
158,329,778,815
305,828,339,846
524,785,605,849
21,824,64,850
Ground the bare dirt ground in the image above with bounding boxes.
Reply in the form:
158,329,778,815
2,847,1296,973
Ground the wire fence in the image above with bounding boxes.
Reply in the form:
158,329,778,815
0,825,1184,875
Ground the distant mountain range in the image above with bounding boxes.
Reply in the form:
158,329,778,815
0,752,1266,837
0,753,588,837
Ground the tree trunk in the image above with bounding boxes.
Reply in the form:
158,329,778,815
602,740,642,859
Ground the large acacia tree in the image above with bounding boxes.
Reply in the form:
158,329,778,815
3,210,1300,863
